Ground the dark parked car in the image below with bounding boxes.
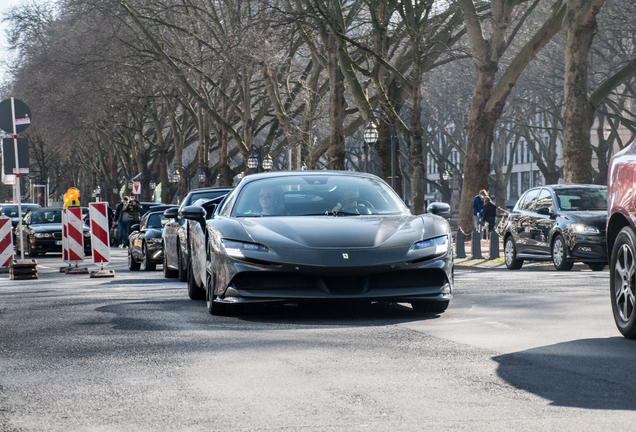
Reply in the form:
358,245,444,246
127,210,169,271
499,185,607,271
15,207,92,257
181,171,453,316
0,203,41,228
607,140,636,338
162,187,233,281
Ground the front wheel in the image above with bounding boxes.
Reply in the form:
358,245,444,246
504,236,523,270
187,265,205,300
163,242,178,278
552,234,573,271
610,227,636,339
128,249,140,271
143,244,156,271
178,242,187,282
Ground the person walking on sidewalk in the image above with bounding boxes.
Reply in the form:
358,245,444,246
472,189,487,232
482,196,497,236
124,195,143,226
113,196,129,248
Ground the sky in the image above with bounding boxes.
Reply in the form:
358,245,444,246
0,0,21,90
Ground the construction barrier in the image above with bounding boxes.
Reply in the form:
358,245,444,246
0,216,13,273
64,207,88,274
89,202,114,278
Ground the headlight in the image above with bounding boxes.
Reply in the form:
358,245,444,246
570,224,599,234
146,238,161,246
411,235,449,254
34,233,51,238
83,231,91,237
221,239,270,258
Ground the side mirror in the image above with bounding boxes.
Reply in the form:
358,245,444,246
426,202,451,217
179,206,207,225
163,207,179,219
536,206,551,216
130,224,140,232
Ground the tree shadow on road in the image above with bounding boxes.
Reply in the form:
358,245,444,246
493,337,636,410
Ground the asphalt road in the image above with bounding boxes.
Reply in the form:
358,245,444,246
1,249,635,431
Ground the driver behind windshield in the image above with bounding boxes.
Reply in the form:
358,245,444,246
332,184,360,213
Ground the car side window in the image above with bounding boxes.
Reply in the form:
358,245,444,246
536,189,554,212
220,192,237,217
519,189,539,211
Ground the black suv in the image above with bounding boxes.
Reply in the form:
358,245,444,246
498,185,608,271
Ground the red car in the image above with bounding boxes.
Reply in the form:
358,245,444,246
607,139,636,338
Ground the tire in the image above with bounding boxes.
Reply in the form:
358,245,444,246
163,242,178,278
552,234,573,271
143,244,156,271
128,248,140,271
187,265,205,300
610,227,636,339
411,300,449,313
588,263,606,271
206,270,242,316
177,242,187,282
504,236,523,270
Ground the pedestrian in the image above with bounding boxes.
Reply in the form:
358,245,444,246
472,189,487,232
125,195,143,226
482,196,497,236
113,196,129,248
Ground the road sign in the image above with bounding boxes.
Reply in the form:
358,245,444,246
0,98,31,134
132,181,141,195
2,138,29,174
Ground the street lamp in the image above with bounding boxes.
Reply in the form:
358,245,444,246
363,122,378,173
172,163,208,191
248,145,273,173
365,109,398,191
442,170,450,181
149,180,156,190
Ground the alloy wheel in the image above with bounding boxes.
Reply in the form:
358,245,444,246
614,243,636,324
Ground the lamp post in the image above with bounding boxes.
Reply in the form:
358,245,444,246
247,145,273,173
364,109,398,191
173,163,208,191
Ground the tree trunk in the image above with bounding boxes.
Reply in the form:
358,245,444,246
561,0,604,184
326,31,346,170
458,63,497,232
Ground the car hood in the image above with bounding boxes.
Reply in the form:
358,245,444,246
28,223,90,233
560,211,607,230
237,215,445,249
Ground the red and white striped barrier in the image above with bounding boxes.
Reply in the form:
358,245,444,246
89,202,110,266
0,216,13,270
66,207,85,263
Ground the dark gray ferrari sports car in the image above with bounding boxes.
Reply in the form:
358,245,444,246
182,171,453,316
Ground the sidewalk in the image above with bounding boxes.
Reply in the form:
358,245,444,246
453,237,590,271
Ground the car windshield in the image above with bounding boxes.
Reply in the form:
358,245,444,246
232,175,408,217
183,190,230,207
146,213,168,229
30,210,62,224
1,205,36,217
554,187,607,211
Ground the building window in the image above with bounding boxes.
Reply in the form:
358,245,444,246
510,172,518,198
521,171,530,192
533,171,542,187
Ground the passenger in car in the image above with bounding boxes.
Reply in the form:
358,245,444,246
258,185,285,215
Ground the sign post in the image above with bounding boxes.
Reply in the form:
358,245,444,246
0,98,32,260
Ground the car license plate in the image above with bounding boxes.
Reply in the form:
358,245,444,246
55,240,62,245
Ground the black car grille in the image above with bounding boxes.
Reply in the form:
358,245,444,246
231,269,448,294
